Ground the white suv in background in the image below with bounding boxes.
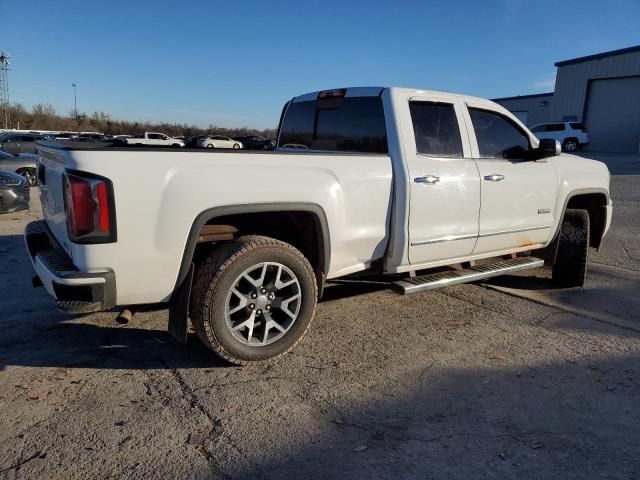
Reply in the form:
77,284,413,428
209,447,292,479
530,122,589,152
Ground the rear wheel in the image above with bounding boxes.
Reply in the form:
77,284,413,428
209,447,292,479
233,143,241,149
206,144,214,149
552,209,590,287
562,138,579,152
191,235,317,365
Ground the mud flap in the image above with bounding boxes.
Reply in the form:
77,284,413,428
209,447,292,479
539,232,561,267
168,263,193,344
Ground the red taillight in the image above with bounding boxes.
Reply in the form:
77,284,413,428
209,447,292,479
64,173,115,243
318,88,346,99
66,175,95,237
95,182,109,232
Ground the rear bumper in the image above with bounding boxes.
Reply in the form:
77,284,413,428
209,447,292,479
24,220,116,313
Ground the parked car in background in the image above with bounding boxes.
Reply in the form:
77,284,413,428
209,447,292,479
70,133,107,141
197,135,243,149
530,122,589,152
184,135,207,148
232,136,274,150
54,132,75,141
124,132,185,147
0,151,38,186
0,133,46,154
0,168,30,213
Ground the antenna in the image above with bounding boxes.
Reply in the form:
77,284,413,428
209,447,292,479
0,52,10,130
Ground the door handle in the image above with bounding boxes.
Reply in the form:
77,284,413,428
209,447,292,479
484,174,505,182
414,175,440,185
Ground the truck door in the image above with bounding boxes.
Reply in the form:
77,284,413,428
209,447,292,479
463,103,558,254
406,95,480,265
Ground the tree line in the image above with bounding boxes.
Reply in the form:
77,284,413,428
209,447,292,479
5,103,277,138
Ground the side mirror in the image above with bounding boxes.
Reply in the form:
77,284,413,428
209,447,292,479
538,138,561,158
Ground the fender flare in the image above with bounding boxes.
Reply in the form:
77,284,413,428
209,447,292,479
541,187,610,266
173,202,331,293
551,188,610,242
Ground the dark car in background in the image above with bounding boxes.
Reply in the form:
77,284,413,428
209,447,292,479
232,135,275,150
0,151,38,186
0,133,46,154
184,135,208,148
0,168,30,213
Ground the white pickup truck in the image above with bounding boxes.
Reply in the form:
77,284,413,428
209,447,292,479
124,131,185,147
26,86,612,365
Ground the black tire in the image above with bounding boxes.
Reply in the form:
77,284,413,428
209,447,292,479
552,209,590,287
190,235,317,365
233,143,241,150
562,138,579,153
206,144,214,149
172,143,181,148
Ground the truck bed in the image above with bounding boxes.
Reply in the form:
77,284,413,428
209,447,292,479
35,141,394,305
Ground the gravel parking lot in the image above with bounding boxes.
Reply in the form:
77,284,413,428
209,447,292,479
1,153,639,480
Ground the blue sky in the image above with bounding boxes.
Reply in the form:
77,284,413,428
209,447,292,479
4,0,640,129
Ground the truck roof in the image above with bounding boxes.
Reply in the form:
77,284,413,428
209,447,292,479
292,86,496,107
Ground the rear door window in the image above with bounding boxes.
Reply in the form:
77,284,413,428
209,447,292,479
409,102,463,157
279,96,387,153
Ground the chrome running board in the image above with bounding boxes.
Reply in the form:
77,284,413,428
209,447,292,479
392,257,544,295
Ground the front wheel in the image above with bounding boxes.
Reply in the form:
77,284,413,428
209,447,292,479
191,236,317,365
17,168,37,186
206,144,214,149
552,209,590,287
233,143,241,150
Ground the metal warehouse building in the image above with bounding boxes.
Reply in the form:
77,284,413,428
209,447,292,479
494,45,640,153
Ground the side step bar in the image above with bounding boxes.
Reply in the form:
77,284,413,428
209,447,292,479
392,257,544,295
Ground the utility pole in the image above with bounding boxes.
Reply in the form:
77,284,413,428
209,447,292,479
72,83,78,134
0,52,11,130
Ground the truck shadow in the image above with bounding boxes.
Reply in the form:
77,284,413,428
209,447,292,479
0,280,396,371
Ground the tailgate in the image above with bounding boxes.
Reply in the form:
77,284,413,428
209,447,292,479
37,146,72,255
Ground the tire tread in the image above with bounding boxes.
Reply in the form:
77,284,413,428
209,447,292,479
190,235,317,365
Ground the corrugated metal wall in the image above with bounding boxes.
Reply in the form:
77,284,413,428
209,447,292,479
552,50,640,121
493,94,553,126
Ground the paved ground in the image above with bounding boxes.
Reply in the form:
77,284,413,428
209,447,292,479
1,153,639,479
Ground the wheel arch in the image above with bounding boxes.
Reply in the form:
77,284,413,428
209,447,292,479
554,188,609,249
174,203,331,295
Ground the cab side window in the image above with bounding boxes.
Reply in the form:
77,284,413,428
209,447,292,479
469,108,530,159
409,102,463,157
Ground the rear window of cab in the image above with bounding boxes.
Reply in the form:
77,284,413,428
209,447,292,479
278,97,388,154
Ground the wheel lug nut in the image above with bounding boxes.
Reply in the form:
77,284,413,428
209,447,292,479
260,288,266,294
249,304,255,310
268,293,274,300
257,309,262,315
251,293,257,299
265,305,271,311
